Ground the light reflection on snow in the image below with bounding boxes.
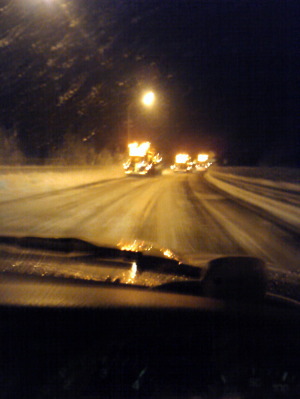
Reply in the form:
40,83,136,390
163,249,175,259
118,240,153,252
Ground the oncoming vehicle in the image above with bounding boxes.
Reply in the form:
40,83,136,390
123,142,162,175
194,153,214,171
171,153,193,172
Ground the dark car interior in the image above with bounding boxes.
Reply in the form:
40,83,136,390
1,267,299,399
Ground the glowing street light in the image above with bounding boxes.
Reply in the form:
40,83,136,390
141,91,155,107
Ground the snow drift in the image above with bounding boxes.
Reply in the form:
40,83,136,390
205,167,300,234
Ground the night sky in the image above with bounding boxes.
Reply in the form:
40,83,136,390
0,0,299,165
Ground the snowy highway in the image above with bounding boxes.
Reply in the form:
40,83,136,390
0,168,299,272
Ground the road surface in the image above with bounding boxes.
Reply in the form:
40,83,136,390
0,171,298,272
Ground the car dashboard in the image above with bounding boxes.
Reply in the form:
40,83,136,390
0,272,299,399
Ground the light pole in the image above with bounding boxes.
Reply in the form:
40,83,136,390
127,91,155,144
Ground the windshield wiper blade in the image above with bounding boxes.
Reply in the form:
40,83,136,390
0,236,128,256
136,254,201,278
0,236,202,279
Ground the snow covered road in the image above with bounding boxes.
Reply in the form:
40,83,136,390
205,167,300,234
0,168,299,272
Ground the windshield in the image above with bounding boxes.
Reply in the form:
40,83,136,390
0,1,299,286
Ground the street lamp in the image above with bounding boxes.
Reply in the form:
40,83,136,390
127,91,155,144
142,91,155,107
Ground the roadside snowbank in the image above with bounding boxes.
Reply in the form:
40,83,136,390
0,164,124,202
205,167,300,234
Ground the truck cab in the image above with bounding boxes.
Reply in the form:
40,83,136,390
123,142,162,176
171,153,193,172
